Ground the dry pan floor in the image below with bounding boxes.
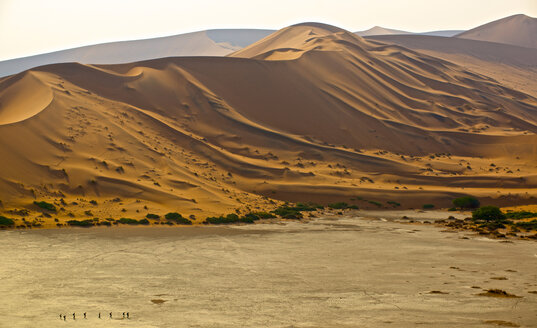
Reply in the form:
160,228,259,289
0,216,536,327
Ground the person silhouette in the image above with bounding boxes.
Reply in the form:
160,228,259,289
84,312,86,319
98,312,101,319
73,313,76,320
63,315,66,321
123,312,125,318
59,314,62,320
127,312,129,319
109,312,112,319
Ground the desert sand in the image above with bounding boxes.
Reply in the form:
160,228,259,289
456,14,537,49
1,22,537,225
0,216,535,327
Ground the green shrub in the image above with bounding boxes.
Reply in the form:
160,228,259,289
34,201,56,212
368,201,382,207
146,213,160,219
272,206,303,219
453,196,480,209
164,212,192,224
165,212,183,220
387,201,401,207
252,212,276,219
204,213,258,225
67,219,94,227
138,218,150,225
118,218,140,225
472,206,506,222
423,204,435,209
89,200,98,205
0,216,15,226
505,211,537,220
328,202,359,210
293,203,323,211
514,219,537,231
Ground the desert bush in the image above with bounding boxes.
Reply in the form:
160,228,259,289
368,201,382,208
164,212,192,224
505,211,537,220
423,204,435,209
327,202,359,210
33,201,56,212
252,212,276,219
118,218,139,225
472,206,506,222
514,219,537,231
0,216,15,226
387,201,401,207
272,206,303,219
146,213,160,219
89,200,98,205
67,220,94,227
204,214,252,224
453,196,480,209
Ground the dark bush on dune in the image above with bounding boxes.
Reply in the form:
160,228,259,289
423,204,435,209
0,216,15,226
34,201,56,212
272,206,304,219
204,213,254,224
118,218,141,225
146,213,160,219
453,196,480,209
472,206,506,222
328,202,359,210
505,211,537,220
514,220,537,231
164,212,192,224
67,219,94,227
252,212,276,219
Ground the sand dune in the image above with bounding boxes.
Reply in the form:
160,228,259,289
0,29,274,78
456,14,537,49
1,22,537,222
367,34,537,97
355,26,411,37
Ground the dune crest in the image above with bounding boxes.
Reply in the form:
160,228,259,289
0,71,54,125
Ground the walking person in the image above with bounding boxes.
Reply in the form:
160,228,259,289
84,312,86,319
127,312,129,319
98,312,101,319
109,312,112,319
73,313,76,320
63,315,66,321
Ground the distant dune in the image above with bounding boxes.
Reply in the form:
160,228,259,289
456,14,537,49
1,22,537,221
417,30,464,37
355,26,411,37
0,29,274,78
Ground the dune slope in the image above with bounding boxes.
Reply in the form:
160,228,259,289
456,14,537,49
1,23,537,222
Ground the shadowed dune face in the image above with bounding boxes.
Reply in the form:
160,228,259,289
1,23,537,217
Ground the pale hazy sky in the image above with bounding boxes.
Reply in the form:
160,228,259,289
1,0,536,61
